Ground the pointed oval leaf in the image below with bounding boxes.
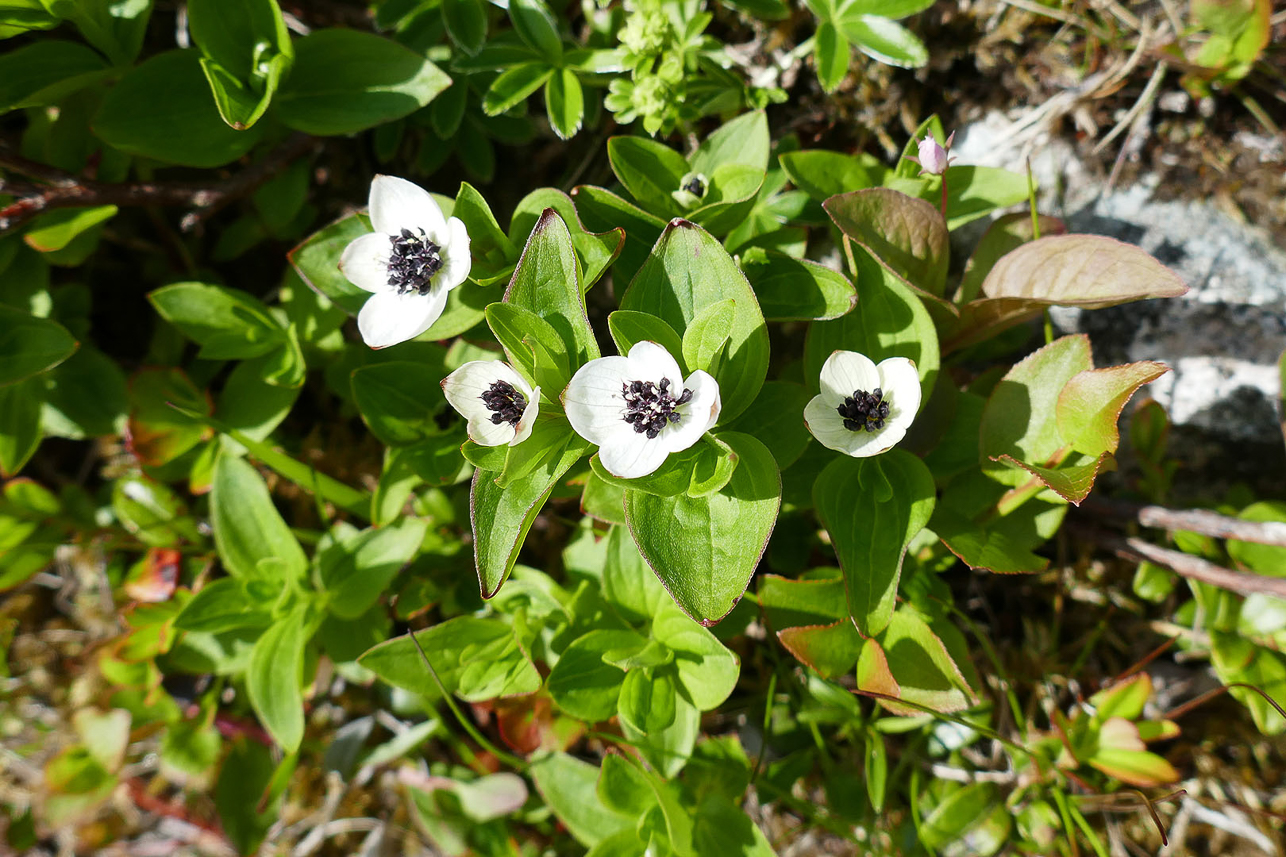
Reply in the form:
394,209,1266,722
823,188,949,297
624,431,779,624
246,608,307,752
814,449,935,635
619,220,769,422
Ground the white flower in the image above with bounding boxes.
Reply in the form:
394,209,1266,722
441,361,540,447
907,131,954,176
338,175,471,349
803,351,920,458
561,341,721,479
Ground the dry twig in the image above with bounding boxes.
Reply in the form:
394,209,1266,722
0,133,317,235
1084,497,1286,546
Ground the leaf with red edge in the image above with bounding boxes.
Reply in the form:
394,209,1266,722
994,453,1115,506
947,234,1187,352
126,368,213,467
956,212,1066,304
823,188,950,299
858,610,975,715
123,548,182,603
1057,362,1170,458
778,620,862,678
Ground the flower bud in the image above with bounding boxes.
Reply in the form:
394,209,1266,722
915,135,950,175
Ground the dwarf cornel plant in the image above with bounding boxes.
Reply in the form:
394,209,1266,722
3,2,1282,856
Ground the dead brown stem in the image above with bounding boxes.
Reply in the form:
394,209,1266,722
1109,536,1286,599
1084,497,1286,547
0,132,317,235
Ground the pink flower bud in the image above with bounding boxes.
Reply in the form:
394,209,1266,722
915,135,950,175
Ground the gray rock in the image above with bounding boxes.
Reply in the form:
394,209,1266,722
952,113,1286,445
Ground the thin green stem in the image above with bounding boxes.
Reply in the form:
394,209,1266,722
407,627,528,771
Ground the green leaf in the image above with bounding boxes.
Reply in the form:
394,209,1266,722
1228,501,1286,576
919,783,1008,850
198,53,285,130
0,378,43,476
485,302,571,392
590,434,737,499
724,381,812,470
601,524,667,621
863,609,976,713
441,0,487,54
24,206,118,253
651,603,740,710
1057,362,1170,458
39,0,152,65
995,453,1114,505
625,431,780,624
778,149,882,203
978,334,1093,487
41,346,126,439
214,738,279,855
931,482,1065,574
276,28,451,135
739,248,856,321
509,0,562,63
472,430,591,597
93,49,263,168
608,135,689,217
175,577,276,633
0,39,106,112
0,304,76,386
246,607,307,751
824,188,949,297
211,452,308,581
619,220,769,423
288,213,371,316
681,298,735,381
690,110,770,176
778,620,863,678
530,754,632,848
351,360,449,447
839,14,927,67
814,450,934,635
188,0,291,77
317,518,427,619
569,184,665,284
618,668,677,734
361,617,541,701
509,188,624,290
545,67,583,140
216,356,300,442
188,0,292,129
889,165,1034,230
758,572,847,630
546,629,640,721
804,247,939,405
841,0,934,18
126,368,212,467
482,61,552,116
606,310,685,367
495,410,577,488
148,282,284,360
453,181,516,267
504,208,600,369
814,21,850,92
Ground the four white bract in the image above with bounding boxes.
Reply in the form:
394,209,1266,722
562,341,721,479
335,182,920,468
804,351,921,458
339,175,472,349
441,361,541,447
